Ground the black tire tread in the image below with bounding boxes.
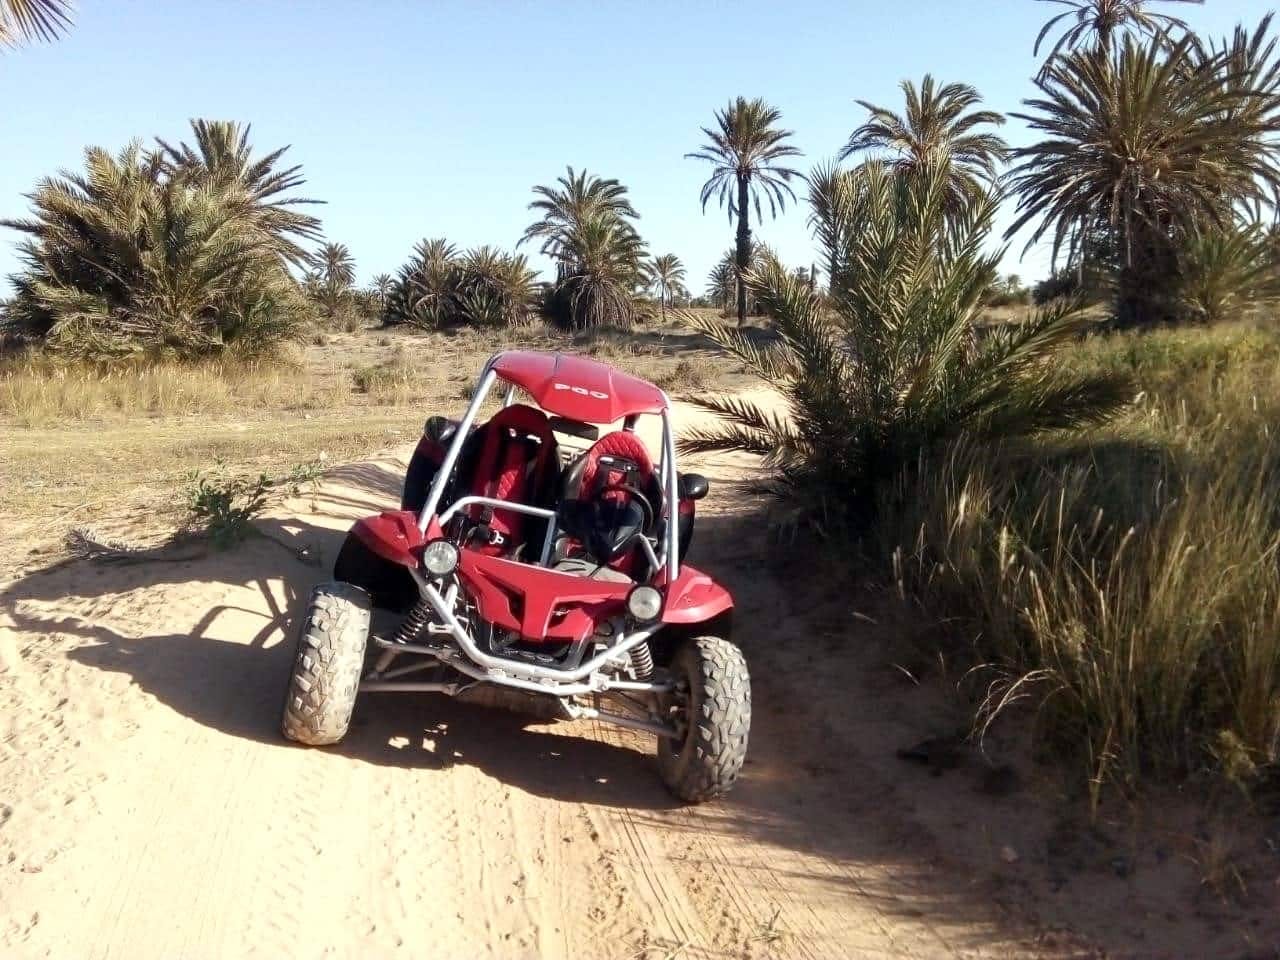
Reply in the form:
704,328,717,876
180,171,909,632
281,582,370,746
658,635,751,803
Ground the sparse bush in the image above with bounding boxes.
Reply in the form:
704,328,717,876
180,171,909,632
184,466,272,548
351,360,417,404
655,357,712,395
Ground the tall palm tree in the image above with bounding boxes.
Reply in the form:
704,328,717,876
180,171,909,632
520,166,640,272
0,0,71,47
687,97,802,326
158,119,322,268
645,254,687,319
706,260,735,316
371,273,393,308
1008,27,1280,326
839,76,1008,214
1034,0,1201,63
315,242,355,315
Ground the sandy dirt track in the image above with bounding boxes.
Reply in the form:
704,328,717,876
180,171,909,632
0,402,1069,960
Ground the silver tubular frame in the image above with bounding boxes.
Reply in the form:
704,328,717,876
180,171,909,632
418,366,498,532
415,357,680,590
411,570,659,684
439,495,559,566
659,394,679,582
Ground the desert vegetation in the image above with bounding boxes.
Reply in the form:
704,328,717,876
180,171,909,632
381,239,539,330
679,1,1280,810
688,97,801,326
6,0,1280,819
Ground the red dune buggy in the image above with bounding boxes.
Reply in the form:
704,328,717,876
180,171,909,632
281,350,750,802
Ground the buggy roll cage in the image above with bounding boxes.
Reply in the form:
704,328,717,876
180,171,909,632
415,352,681,584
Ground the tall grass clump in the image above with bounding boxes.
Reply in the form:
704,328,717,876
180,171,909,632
885,324,1280,801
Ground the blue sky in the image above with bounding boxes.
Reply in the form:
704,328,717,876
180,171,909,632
2,0,1277,291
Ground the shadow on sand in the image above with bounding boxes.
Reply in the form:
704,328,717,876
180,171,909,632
1,452,1092,955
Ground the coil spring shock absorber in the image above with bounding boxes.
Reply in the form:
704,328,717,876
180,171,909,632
390,597,433,645
629,641,654,681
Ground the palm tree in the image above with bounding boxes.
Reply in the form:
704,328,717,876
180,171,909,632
1179,222,1280,323
1034,0,1201,63
371,273,393,308
386,238,459,328
455,246,538,327
1008,27,1280,326
687,97,802,326
679,160,1131,527
158,119,322,268
546,212,648,330
645,254,687,320
383,239,535,329
0,0,71,47
2,141,306,357
839,76,1008,214
315,242,355,316
706,260,735,316
520,166,640,273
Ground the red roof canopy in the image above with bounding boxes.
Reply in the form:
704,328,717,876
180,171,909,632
490,351,668,424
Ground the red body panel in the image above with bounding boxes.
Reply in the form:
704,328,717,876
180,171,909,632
660,564,733,625
351,510,438,567
350,511,731,638
491,351,667,423
457,550,630,643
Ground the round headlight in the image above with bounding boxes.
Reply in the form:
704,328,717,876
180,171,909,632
626,585,664,622
421,539,459,577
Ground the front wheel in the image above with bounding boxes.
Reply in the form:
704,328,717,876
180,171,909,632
281,582,371,746
657,635,751,803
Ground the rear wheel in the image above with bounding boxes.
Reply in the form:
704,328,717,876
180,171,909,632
281,582,370,746
657,635,751,803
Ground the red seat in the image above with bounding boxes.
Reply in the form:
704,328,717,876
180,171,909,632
576,430,657,498
556,430,662,573
459,404,559,552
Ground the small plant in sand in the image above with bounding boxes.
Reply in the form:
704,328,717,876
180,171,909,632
184,465,272,549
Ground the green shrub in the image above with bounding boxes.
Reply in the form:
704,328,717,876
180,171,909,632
184,467,272,549
383,239,537,329
681,161,1130,531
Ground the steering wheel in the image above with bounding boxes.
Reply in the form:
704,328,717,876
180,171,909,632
592,482,655,534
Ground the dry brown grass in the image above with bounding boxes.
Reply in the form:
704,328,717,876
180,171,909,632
0,352,347,426
0,319,748,576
